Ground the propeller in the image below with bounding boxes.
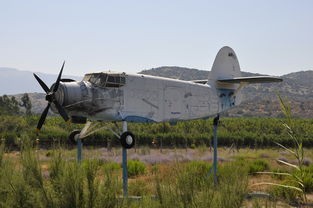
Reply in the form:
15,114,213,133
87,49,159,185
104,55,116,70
34,61,69,131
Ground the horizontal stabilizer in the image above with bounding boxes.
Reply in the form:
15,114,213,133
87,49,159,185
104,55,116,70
217,76,282,84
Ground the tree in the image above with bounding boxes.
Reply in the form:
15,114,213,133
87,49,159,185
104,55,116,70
20,93,32,115
0,95,20,115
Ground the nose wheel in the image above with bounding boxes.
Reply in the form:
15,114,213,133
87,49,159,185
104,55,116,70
68,122,136,149
120,131,135,149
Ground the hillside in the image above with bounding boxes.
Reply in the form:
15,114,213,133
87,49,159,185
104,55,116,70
0,67,81,95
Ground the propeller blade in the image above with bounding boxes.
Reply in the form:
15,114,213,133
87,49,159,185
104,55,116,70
53,101,69,122
53,61,65,93
33,73,50,93
37,103,50,131
35,61,68,131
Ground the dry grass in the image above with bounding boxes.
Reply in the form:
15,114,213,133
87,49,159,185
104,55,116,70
2,146,313,207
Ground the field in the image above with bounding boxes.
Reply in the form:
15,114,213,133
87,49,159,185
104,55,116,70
1,143,313,207
2,115,313,149
1,109,313,207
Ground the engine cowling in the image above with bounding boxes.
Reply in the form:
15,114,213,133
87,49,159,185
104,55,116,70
52,81,93,114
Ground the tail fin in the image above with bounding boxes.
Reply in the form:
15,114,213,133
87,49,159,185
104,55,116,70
208,46,282,112
208,46,242,111
209,46,241,87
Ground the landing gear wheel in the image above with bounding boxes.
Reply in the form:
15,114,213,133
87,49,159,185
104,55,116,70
120,131,135,149
69,130,81,144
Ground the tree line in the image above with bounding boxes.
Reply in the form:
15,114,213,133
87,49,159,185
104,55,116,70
0,114,312,149
1,93,312,148
0,93,32,115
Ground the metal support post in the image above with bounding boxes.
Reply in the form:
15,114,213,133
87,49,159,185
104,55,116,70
77,137,82,163
122,121,128,197
213,114,219,185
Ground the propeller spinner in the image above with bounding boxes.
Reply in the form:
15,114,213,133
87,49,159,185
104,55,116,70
33,61,69,131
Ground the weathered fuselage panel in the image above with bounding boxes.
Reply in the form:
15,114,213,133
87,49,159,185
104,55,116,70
121,74,218,122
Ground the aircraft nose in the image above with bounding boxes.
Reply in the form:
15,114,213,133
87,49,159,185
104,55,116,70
53,82,65,105
60,81,89,108
50,80,91,114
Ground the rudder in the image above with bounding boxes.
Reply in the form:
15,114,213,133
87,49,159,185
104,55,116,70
209,46,241,88
208,46,242,111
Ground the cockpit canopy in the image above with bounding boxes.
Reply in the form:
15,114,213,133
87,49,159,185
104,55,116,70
83,72,126,88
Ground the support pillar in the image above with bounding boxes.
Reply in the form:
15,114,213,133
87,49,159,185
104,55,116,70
212,114,219,185
122,121,128,197
77,137,82,163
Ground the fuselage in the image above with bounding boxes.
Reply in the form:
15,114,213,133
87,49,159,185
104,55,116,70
53,72,225,123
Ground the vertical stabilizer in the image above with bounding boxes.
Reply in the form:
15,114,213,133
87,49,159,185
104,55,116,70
209,46,241,88
209,46,242,111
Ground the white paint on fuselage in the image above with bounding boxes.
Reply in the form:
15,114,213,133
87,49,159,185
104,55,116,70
120,73,219,122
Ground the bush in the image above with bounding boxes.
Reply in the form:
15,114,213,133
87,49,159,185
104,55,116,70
156,161,249,208
248,159,269,175
270,168,287,180
216,162,249,208
128,180,149,196
103,162,120,172
302,165,313,193
187,161,211,178
127,160,146,177
270,180,300,203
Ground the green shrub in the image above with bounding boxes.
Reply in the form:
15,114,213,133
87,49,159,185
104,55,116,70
270,180,300,203
187,161,211,178
248,159,269,175
97,167,120,208
103,161,120,172
301,165,313,193
255,95,309,204
83,159,101,208
57,162,85,208
127,160,146,177
129,180,149,196
270,168,287,180
0,142,4,166
303,174,313,193
176,161,212,207
156,161,249,208
216,162,249,208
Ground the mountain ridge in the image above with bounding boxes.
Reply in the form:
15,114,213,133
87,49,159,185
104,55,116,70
0,67,82,95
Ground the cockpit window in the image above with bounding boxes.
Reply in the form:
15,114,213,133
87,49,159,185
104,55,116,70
83,73,125,88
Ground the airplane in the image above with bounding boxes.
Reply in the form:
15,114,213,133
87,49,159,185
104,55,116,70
33,46,282,149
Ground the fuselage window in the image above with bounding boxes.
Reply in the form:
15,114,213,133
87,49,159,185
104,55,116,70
84,73,125,88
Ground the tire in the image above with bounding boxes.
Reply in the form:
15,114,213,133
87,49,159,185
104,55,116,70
120,131,135,149
69,130,81,144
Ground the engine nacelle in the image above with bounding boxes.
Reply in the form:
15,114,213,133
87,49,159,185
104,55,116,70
52,81,94,114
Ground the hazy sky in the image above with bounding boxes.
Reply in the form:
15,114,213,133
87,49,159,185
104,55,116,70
1,0,312,76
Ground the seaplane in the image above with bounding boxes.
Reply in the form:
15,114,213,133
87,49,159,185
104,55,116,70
33,46,282,148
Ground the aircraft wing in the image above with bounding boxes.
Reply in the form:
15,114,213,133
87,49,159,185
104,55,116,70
191,80,207,84
217,76,282,84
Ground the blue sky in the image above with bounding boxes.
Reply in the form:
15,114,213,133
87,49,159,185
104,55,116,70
1,0,312,76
